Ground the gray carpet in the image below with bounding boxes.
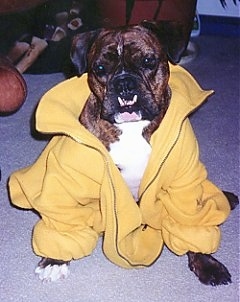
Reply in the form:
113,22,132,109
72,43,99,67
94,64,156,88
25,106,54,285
0,35,239,302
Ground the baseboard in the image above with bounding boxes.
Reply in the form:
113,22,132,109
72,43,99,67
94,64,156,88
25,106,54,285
199,15,240,36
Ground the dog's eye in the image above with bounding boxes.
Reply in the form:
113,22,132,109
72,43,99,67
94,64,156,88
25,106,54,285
142,57,157,70
94,64,106,76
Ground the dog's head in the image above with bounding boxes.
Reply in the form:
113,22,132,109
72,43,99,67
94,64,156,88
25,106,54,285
71,22,180,126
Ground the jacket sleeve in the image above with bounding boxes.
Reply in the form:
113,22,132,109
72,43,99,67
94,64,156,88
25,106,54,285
9,136,105,261
160,119,231,255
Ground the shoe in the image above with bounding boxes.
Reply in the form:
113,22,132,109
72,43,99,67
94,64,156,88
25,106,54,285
7,42,30,63
51,26,67,41
67,17,82,31
15,37,48,73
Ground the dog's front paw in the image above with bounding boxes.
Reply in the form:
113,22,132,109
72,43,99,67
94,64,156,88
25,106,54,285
35,257,70,282
99,121,122,149
187,252,232,286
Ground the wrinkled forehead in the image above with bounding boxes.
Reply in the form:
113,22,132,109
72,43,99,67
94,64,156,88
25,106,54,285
92,26,161,58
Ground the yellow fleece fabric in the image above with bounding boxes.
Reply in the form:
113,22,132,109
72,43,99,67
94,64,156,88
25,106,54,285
8,64,230,268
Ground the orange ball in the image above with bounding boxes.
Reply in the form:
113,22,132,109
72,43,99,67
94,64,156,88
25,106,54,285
0,57,27,114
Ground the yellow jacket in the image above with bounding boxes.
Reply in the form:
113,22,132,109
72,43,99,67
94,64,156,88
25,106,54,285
9,64,230,268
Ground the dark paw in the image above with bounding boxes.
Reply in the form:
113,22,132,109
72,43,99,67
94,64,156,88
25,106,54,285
38,257,69,268
223,191,239,210
187,252,232,286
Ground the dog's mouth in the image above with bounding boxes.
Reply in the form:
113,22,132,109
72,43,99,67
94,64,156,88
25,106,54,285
114,94,142,123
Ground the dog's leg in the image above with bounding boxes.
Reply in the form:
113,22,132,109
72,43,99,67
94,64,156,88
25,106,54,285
187,252,231,286
187,191,238,285
35,257,70,282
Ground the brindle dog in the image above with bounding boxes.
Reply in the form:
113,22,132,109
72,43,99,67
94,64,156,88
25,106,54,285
37,22,239,285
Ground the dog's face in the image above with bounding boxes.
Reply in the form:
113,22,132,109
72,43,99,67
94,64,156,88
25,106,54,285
71,24,171,125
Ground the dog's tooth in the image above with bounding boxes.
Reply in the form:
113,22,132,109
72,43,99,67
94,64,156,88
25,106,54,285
127,95,137,106
118,97,124,107
117,96,121,104
133,94,137,103
118,96,137,106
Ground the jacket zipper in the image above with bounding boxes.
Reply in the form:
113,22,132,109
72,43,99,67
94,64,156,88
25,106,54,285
138,118,185,205
66,135,126,261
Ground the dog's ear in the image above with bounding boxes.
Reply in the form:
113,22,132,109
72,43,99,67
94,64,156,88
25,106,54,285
140,20,191,64
71,29,102,75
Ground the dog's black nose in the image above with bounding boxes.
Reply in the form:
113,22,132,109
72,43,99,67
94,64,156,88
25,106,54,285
113,75,137,95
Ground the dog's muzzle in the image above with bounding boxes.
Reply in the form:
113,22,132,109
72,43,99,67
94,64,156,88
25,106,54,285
112,74,142,123
101,73,150,124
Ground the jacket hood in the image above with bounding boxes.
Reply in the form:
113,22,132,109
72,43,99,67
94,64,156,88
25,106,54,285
36,64,213,144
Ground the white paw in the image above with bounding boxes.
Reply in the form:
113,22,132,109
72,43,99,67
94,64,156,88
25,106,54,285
35,263,70,282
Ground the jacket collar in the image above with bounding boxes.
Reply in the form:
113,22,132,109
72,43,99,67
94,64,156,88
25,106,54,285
36,64,213,146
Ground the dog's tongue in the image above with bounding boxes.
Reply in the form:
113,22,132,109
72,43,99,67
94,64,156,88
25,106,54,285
115,111,141,123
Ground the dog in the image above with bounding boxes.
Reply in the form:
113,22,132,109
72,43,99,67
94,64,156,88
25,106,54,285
11,22,239,284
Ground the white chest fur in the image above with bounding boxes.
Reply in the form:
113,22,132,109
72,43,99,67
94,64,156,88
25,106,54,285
109,121,152,200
